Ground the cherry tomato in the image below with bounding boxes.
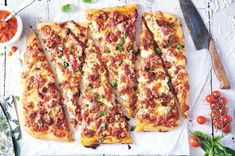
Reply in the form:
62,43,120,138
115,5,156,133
197,116,206,125
11,46,17,53
222,115,232,124
219,106,228,116
223,124,231,133
210,103,219,110
8,51,13,56
219,97,228,105
206,94,214,103
213,119,222,129
212,90,221,98
210,111,220,120
190,135,201,147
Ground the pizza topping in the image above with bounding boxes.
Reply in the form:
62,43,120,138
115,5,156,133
98,136,105,143
98,111,106,117
110,79,117,88
177,43,184,50
117,40,124,52
155,48,162,55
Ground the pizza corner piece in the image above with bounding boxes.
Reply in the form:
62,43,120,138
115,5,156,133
135,20,180,132
143,11,190,119
21,31,73,142
80,39,132,146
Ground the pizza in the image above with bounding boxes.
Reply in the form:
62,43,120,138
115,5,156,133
37,21,88,127
143,12,190,118
135,20,180,131
80,39,132,146
21,32,73,141
84,4,138,118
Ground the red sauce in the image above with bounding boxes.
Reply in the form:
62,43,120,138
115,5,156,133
0,10,18,43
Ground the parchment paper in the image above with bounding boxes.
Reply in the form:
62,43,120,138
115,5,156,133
19,0,214,155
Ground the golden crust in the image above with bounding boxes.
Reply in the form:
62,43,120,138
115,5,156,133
37,21,88,29
84,3,138,20
23,125,74,142
81,133,132,146
25,31,41,50
135,119,180,132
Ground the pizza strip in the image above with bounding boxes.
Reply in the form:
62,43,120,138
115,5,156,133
84,4,138,118
135,21,180,131
21,32,73,141
80,39,132,146
37,21,88,127
143,12,190,118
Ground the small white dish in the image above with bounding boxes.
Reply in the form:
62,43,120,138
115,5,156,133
0,6,23,47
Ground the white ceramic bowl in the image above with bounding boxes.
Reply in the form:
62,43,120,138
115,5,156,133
0,6,23,47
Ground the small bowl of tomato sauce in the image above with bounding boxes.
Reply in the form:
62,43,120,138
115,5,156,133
0,6,23,46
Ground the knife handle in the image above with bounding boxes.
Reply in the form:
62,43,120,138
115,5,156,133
209,38,230,89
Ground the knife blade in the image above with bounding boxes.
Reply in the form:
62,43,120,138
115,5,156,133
179,0,230,89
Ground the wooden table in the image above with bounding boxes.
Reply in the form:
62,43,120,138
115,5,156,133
0,0,234,155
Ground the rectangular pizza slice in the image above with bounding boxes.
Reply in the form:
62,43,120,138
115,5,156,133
135,21,180,131
84,4,138,118
21,32,73,141
37,21,88,127
143,12,190,118
80,39,132,146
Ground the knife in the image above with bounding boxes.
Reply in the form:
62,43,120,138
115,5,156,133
179,0,230,89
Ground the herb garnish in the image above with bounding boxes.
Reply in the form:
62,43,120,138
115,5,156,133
145,66,150,72
98,136,105,144
118,40,124,52
101,123,107,129
111,79,117,88
167,39,173,46
18,58,23,66
167,106,173,112
177,43,184,50
95,94,103,100
62,61,70,68
123,33,128,38
98,111,106,117
155,48,162,55
130,125,136,131
107,50,111,54
82,0,96,4
15,96,20,101
61,4,74,13
192,131,235,156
